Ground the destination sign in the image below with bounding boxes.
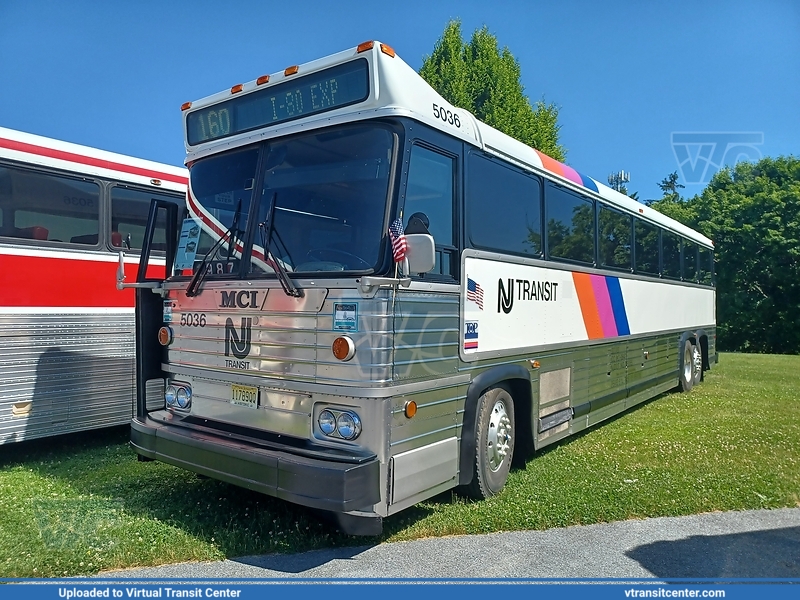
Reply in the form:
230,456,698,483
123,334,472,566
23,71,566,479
186,59,369,145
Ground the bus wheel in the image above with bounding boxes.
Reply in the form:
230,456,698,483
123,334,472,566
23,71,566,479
691,343,703,386
679,339,694,392
463,386,515,500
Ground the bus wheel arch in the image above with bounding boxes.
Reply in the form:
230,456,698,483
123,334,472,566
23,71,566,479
458,365,530,489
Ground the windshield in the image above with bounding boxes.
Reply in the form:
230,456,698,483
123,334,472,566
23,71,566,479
183,125,394,279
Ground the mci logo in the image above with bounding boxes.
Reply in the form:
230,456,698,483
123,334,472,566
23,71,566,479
671,132,763,185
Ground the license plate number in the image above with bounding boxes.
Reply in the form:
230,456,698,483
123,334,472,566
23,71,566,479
231,384,259,409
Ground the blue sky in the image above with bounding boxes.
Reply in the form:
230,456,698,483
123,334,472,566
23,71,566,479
1,0,797,202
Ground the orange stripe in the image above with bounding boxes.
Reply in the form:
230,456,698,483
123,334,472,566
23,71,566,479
572,272,604,339
535,149,565,177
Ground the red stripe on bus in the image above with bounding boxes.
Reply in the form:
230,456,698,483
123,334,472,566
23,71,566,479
0,137,188,185
0,253,165,308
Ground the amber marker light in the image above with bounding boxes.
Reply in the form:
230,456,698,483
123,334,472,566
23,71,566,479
529,359,541,369
231,84,244,94
150,179,162,186
332,336,356,361
284,65,299,76
180,101,192,111
158,326,173,346
379,43,396,58
357,41,374,53
256,75,270,85
404,400,417,418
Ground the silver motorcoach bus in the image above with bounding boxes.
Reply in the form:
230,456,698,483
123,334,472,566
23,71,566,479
126,41,715,534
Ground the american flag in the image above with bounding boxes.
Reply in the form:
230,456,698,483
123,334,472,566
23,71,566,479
388,218,407,262
467,277,484,310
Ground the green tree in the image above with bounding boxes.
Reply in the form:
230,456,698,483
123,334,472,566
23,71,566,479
420,20,565,161
652,157,800,354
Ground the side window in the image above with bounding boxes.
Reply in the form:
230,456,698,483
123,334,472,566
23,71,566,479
110,185,182,251
598,204,632,270
662,230,681,279
546,183,595,264
0,164,99,245
404,145,457,278
467,152,542,256
634,219,660,275
698,246,713,285
683,239,698,282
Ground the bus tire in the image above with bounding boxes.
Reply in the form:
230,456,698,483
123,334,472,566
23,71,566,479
462,386,515,500
679,339,694,392
691,342,703,386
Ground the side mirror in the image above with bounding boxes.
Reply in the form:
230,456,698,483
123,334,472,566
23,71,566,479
404,233,435,274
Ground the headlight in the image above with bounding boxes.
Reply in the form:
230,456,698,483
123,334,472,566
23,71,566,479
165,383,191,410
176,387,191,408
318,410,336,435
336,412,361,440
165,385,177,406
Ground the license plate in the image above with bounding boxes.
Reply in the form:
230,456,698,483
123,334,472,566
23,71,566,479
231,384,259,409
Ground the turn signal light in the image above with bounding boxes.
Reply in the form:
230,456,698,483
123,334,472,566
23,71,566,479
158,326,173,346
332,336,356,361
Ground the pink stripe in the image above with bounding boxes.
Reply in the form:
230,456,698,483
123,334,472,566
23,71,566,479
590,275,618,337
561,164,585,186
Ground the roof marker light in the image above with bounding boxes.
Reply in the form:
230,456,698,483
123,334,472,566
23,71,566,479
284,65,299,76
256,75,270,85
380,43,396,58
150,179,162,186
180,102,192,111
357,41,374,53
231,84,244,94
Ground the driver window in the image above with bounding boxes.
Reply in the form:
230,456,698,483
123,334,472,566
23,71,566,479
404,144,456,278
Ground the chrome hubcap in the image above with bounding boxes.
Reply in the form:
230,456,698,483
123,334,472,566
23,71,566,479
683,346,693,382
692,345,702,379
487,399,512,472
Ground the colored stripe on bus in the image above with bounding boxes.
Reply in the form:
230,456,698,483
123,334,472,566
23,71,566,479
572,272,604,339
605,276,630,336
572,273,630,339
0,136,188,185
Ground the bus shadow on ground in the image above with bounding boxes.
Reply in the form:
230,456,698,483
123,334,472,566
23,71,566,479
626,526,800,578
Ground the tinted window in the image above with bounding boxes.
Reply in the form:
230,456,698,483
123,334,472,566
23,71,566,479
683,239,698,282
699,246,713,285
546,184,594,264
634,219,659,275
111,186,182,250
467,153,542,256
662,231,681,279
598,205,632,270
0,165,100,245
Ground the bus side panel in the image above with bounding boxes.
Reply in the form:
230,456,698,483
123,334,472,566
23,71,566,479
0,311,135,444
392,291,460,381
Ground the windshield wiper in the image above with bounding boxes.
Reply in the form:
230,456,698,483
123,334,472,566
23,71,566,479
260,192,302,298
186,199,242,298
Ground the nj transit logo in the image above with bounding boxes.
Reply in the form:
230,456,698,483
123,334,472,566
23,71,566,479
225,317,251,359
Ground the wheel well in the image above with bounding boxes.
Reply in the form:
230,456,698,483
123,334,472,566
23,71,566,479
458,365,532,485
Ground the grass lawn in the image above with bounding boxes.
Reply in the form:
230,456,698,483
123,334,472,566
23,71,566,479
1,352,798,577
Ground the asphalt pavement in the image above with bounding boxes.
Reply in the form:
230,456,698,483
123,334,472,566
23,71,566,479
99,507,800,580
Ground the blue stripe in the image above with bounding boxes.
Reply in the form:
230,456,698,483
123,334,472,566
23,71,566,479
579,173,598,192
605,276,630,335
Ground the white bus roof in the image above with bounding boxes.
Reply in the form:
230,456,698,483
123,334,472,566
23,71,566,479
183,42,711,248
0,126,187,192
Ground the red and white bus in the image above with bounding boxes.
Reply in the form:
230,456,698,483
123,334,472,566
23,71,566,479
0,126,187,444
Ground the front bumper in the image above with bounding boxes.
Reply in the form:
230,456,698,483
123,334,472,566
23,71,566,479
130,413,381,514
